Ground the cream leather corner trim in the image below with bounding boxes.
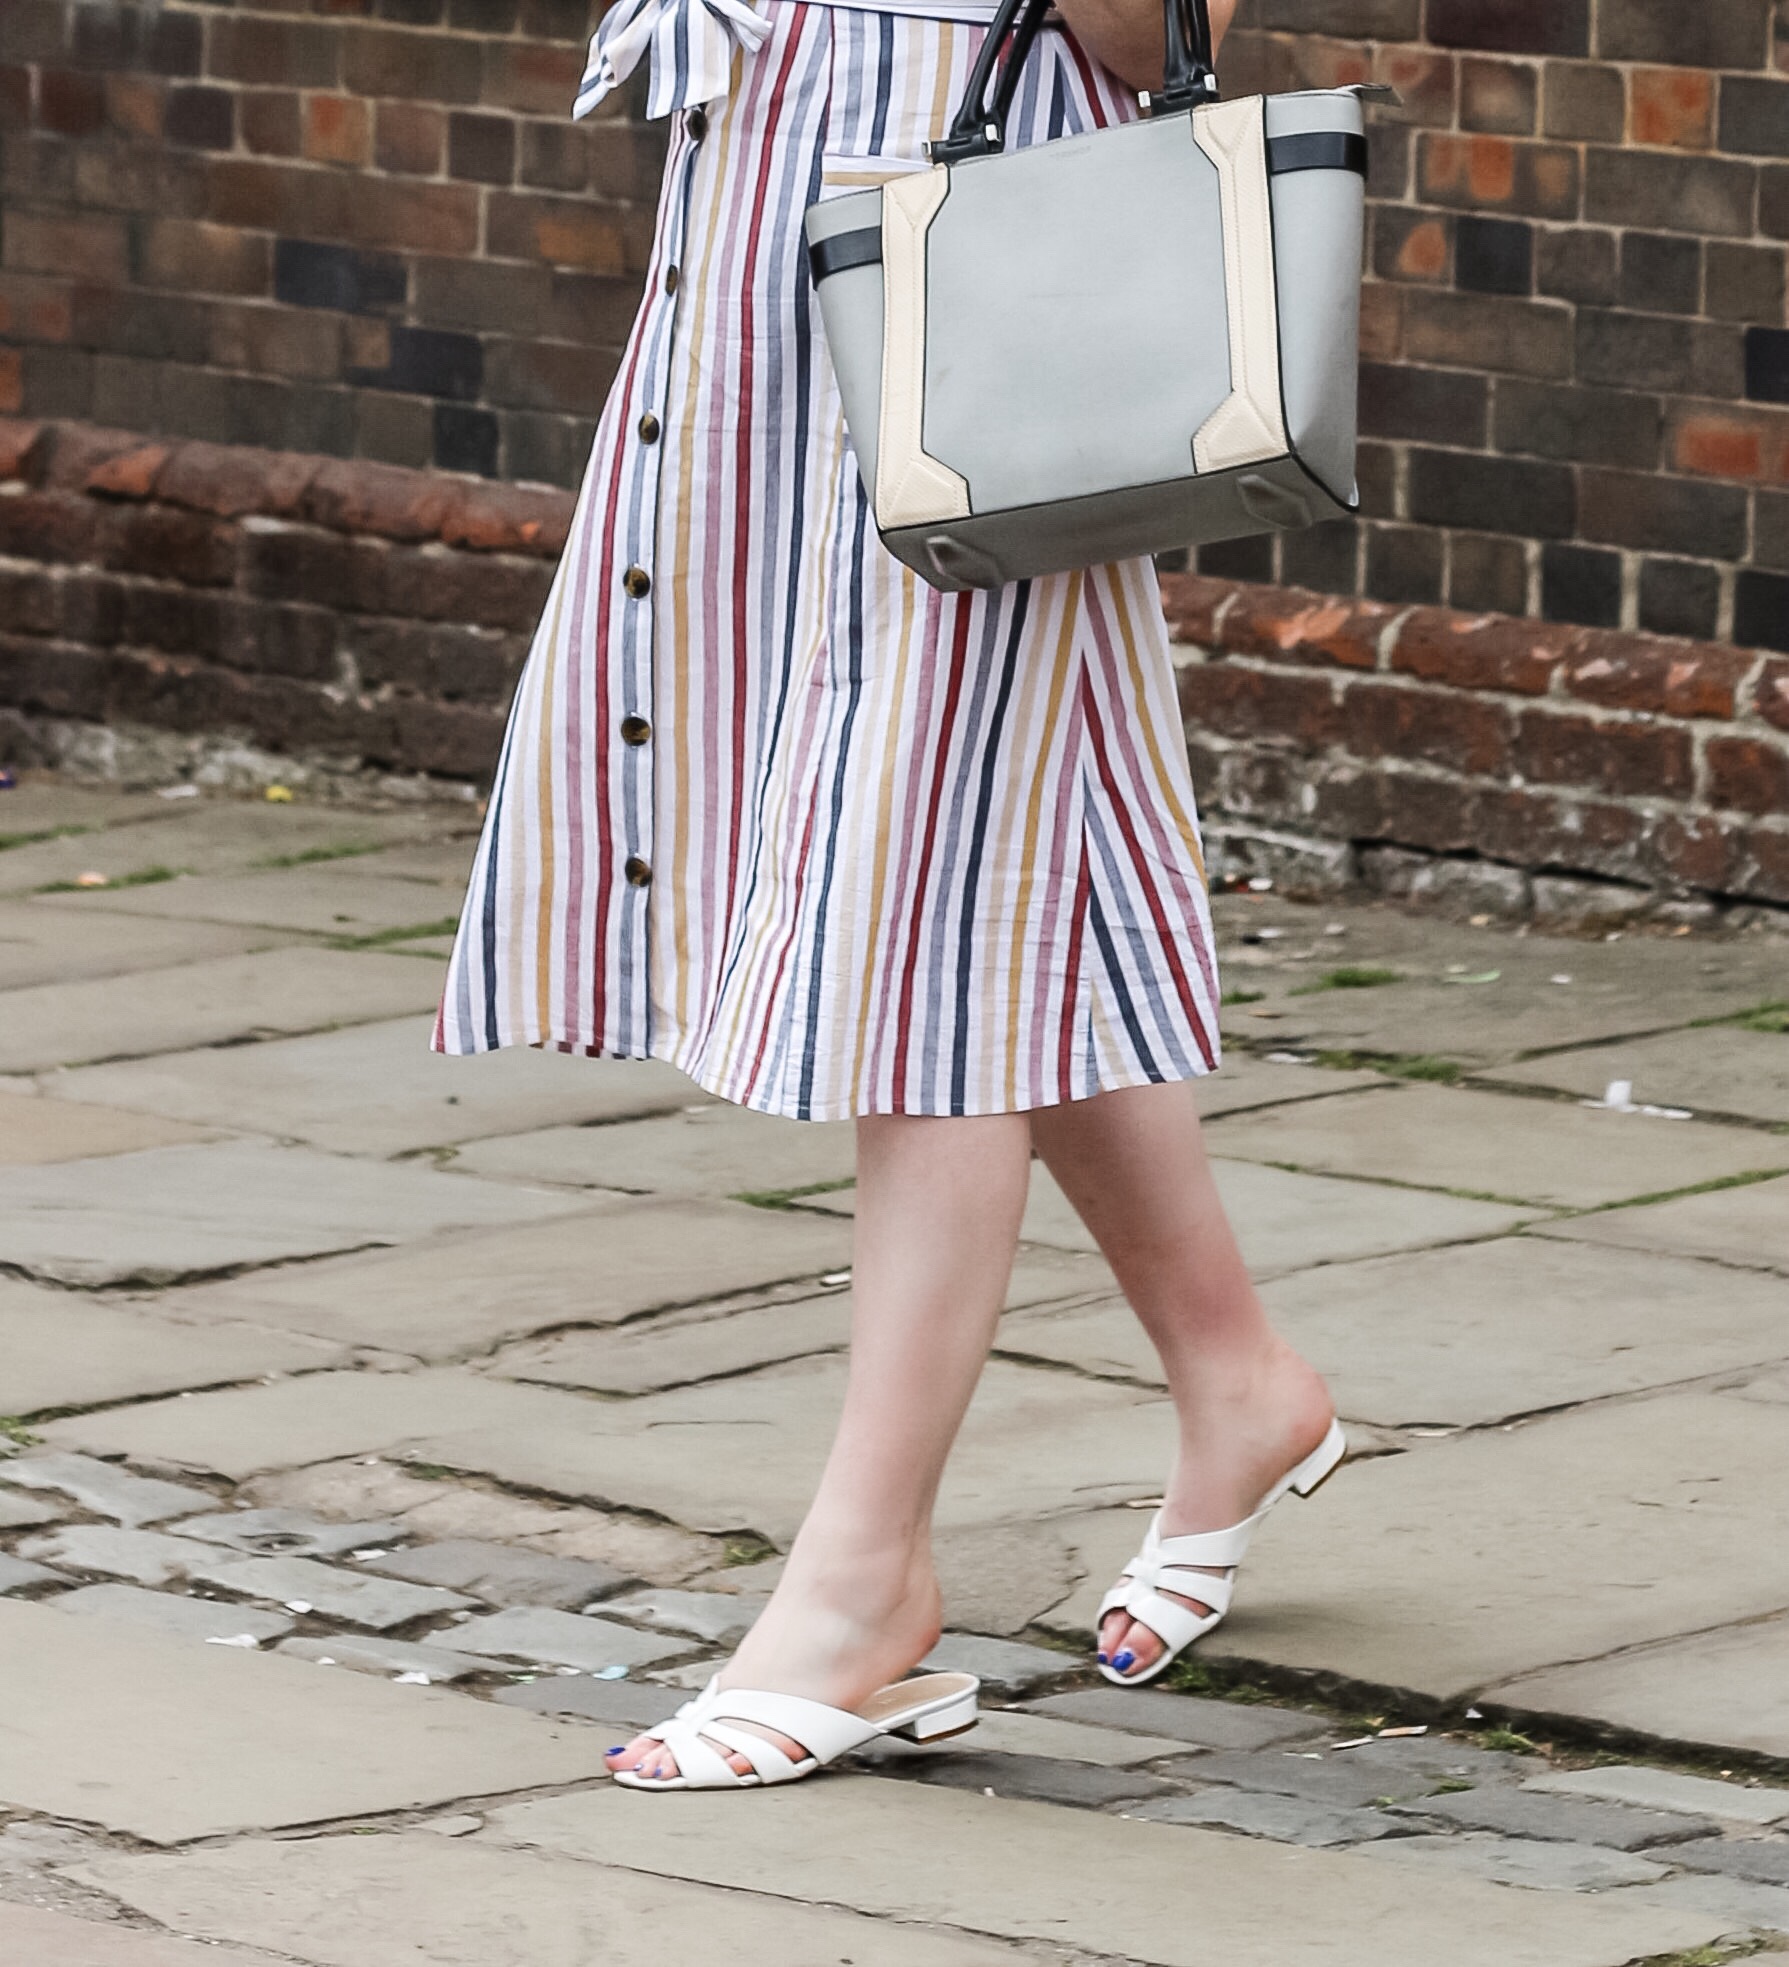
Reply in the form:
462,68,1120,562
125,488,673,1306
876,166,972,531
1191,97,1289,477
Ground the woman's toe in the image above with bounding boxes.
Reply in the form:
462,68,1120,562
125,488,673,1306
1097,1611,1131,1665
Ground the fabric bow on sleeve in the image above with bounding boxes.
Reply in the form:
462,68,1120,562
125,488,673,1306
574,0,775,121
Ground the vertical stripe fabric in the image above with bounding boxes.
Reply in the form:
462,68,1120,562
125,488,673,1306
434,0,1224,1122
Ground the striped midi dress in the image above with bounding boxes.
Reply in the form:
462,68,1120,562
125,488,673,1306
433,0,1224,1122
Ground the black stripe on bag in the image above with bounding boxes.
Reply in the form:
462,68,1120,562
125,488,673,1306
1266,131,1369,178
809,226,883,284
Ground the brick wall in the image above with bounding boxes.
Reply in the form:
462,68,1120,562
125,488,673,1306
1207,0,1789,653
0,0,656,490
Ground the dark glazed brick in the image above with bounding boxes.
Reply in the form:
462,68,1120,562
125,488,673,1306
377,0,446,22
241,91,303,159
274,240,408,315
1198,536,1275,583
1621,233,1702,316
1734,570,1789,652
1746,328,1789,404
39,70,106,137
1577,312,1742,398
1721,78,1789,160
1359,364,1489,445
1417,134,1580,221
348,325,484,401
1366,524,1445,604
342,25,484,105
1449,532,1530,615
1541,62,1622,143
355,390,437,470
501,409,597,488
1584,149,1757,240
435,401,500,477
1758,490,1789,571
1578,469,1750,558
521,120,591,192
1706,243,1788,325
448,111,516,185
1639,558,1723,641
1455,216,1533,295
1595,2,1771,68
163,85,235,152
0,2,68,66
1541,543,1623,628
450,0,521,26
1407,449,1576,539
1279,520,1360,596
1494,380,1662,471
207,16,338,89
1537,228,1618,306
73,3,203,77
1427,0,1588,57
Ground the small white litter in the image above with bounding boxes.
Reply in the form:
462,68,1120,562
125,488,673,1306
1378,1725,1428,1739
1248,877,1274,893
394,1671,432,1686
156,783,201,799
351,1549,390,1562
595,1665,630,1680
205,1634,260,1649
1331,1737,1375,1751
1265,1052,1313,1066
1549,974,1574,986
818,1270,852,1287
282,1600,313,1614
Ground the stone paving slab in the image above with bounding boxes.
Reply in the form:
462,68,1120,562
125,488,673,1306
70,1829,1042,1967
1358,1832,1671,1893
1192,1052,1386,1115
40,868,464,939
1627,1872,1789,1936
0,898,267,990
0,1903,289,1967
0,947,445,1075
1527,1766,1789,1826
1026,1688,1326,1750
893,1748,1176,1809
488,1779,1722,1965
277,1633,515,1681
1539,1172,1789,1275
44,1369,597,1480
1204,1080,1788,1207
161,1198,855,1358
1159,1747,1438,1809
366,1539,631,1609
17,1526,217,1587
951,1708,1194,1768
181,1551,474,1629
1048,1393,1789,1700
0,778,171,836
490,1673,676,1729
53,1582,295,1646
1392,1785,1712,1851
0,1279,343,1414
606,1586,766,1645
450,1104,858,1198
1668,1837,1789,1885
0,1597,615,1843
0,1088,212,1165
1003,1239,1789,1426
812,1157,1535,1276
395,1356,1175,1544
0,1452,213,1526
173,1508,407,1557
0,1551,60,1592
330,838,481,884
50,1018,699,1155
2,1140,585,1288
0,1487,63,1528
1491,1614,1789,1763
0,799,437,893
423,1606,696,1673
1130,1788,1412,1846
1488,1025,1789,1126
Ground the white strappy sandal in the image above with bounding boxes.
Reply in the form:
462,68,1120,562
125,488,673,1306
610,1670,980,1791
1098,1418,1348,1688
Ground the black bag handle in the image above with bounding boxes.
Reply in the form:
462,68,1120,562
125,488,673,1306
931,0,1218,165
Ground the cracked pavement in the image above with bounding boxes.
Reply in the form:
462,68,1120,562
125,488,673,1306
1,773,1788,1965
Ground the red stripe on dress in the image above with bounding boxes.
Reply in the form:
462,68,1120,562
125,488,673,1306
1057,823,1092,1099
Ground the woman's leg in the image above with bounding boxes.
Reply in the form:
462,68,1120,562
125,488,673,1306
1029,1081,1334,1679
608,1109,1032,1780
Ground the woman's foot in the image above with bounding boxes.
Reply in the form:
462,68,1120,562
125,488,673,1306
1099,1339,1334,1681
606,1538,943,1782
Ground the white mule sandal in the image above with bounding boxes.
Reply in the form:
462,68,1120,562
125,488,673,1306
609,1670,980,1791
1098,1417,1348,1688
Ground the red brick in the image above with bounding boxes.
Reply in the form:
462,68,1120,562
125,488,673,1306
1338,678,1511,774
1178,660,1342,750
0,273,73,345
439,481,574,557
1755,659,1789,733
240,523,389,615
1391,607,1572,695
381,543,555,631
1221,586,1398,671
1159,573,1242,646
98,505,237,587
39,423,147,491
1737,824,1789,903
85,442,172,500
1511,706,1696,799
375,99,445,177
1417,133,1579,217
343,178,479,256
303,93,372,169
1642,813,1739,892
1377,47,1456,126
487,191,629,274
1668,406,1789,485
1705,734,1789,815
157,441,319,519
240,89,302,158
391,696,506,776
209,303,343,383
0,417,46,482
0,566,60,637
1358,282,1404,362
1629,67,1715,151
304,459,455,542
0,349,20,417
1561,631,1752,719
1473,784,1645,878
1368,771,1479,855
479,41,583,116
105,74,164,139
0,491,98,564
39,68,106,137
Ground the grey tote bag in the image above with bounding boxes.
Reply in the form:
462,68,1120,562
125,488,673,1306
805,0,1383,592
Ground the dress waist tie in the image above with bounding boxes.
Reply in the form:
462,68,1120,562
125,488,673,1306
573,0,774,121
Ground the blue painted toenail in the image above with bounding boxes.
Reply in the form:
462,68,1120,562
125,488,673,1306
1113,1650,1135,1672
606,1745,626,1755
1096,1651,1109,1664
